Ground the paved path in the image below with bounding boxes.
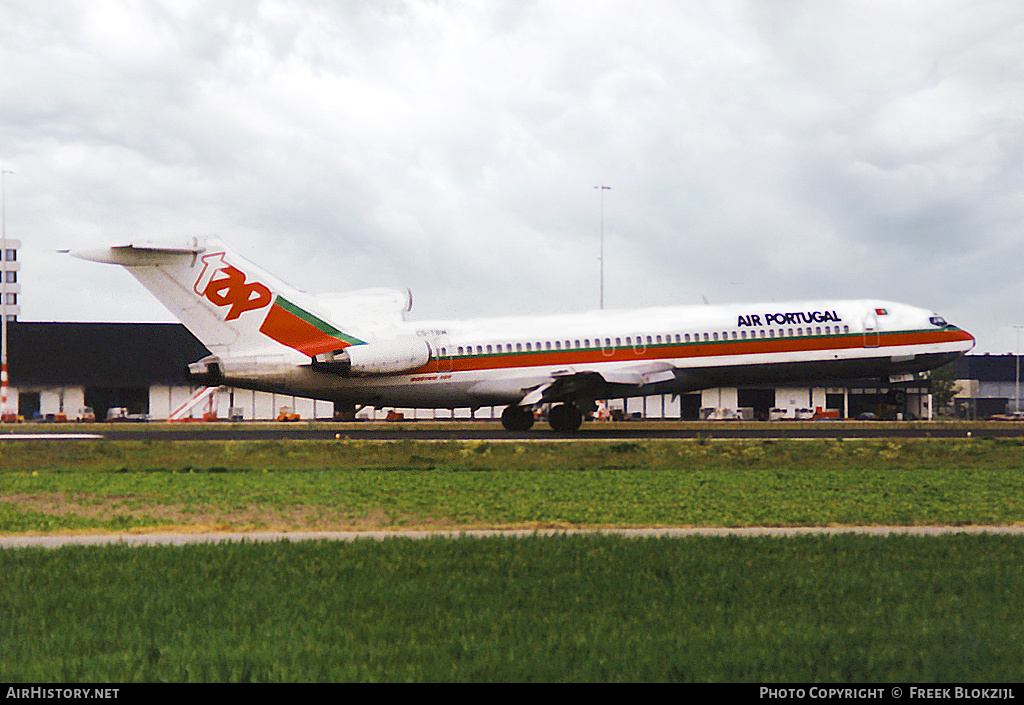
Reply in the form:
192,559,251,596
3,525,1023,549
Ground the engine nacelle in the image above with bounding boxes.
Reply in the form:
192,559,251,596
340,339,431,376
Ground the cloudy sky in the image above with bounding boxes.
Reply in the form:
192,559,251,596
2,0,1023,353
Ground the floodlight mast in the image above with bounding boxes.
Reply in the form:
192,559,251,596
1015,325,1024,415
595,185,610,309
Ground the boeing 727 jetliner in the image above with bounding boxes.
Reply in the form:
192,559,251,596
73,237,974,432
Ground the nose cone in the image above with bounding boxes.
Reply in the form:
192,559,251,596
948,323,975,354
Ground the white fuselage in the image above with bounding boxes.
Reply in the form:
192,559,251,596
210,298,974,409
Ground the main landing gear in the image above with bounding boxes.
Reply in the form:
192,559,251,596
500,403,583,433
500,405,535,432
547,403,583,433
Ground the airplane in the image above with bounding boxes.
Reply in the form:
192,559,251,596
72,237,975,432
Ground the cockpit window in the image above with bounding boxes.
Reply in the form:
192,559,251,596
929,315,948,327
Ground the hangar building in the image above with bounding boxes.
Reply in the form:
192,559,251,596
951,354,1024,419
5,322,345,421
5,320,986,422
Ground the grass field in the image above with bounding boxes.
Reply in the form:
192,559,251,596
1,438,1023,533
2,437,1022,682
2,534,1022,682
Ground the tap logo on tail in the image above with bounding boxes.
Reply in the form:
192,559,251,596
193,252,272,321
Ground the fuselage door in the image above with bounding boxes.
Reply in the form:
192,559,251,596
863,311,880,348
431,332,452,373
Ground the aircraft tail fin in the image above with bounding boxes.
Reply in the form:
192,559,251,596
72,237,367,357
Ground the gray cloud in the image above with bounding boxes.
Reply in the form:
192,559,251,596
2,0,1022,351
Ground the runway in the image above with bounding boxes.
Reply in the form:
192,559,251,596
1,420,1022,441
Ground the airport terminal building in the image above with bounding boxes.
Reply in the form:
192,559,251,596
3,320,1002,422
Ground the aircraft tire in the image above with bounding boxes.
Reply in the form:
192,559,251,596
501,405,535,432
548,403,583,433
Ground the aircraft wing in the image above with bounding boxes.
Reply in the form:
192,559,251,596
468,361,679,406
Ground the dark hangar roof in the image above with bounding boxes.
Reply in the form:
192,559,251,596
7,322,210,386
953,354,1019,383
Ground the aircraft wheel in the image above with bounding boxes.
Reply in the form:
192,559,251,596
548,403,583,433
501,405,535,432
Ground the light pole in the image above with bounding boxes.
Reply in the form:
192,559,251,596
1015,325,1024,414
594,185,610,309
1,169,12,422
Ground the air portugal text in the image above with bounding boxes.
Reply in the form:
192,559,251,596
738,310,842,327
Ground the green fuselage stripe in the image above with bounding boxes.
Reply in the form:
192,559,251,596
275,296,365,346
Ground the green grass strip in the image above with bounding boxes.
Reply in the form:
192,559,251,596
1,439,1023,532
1,534,1022,682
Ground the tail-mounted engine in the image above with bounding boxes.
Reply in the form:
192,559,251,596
188,338,432,390
313,338,432,376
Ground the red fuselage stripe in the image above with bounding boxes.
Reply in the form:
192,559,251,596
418,328,972,375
